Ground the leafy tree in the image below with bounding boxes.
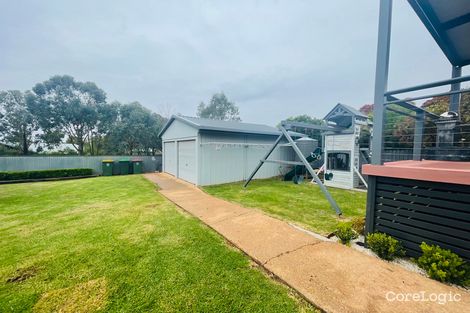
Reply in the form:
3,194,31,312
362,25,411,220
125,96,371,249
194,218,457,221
107,102,166,155
87,102,119,155
359,104,374,119
27,75,106,155
422,92,470,147
0,143,18,155
358,103,415,149
383,104,414,148
422,92,470,123
0,90,39,154
142,113,166,155
2,74,167,156
284,114,324,126
197,93,240,121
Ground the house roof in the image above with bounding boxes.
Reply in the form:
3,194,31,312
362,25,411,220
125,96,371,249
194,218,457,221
343,104,368,118
323,103,367,121
159,115,306,138
322,103,369,129
408,0,470,67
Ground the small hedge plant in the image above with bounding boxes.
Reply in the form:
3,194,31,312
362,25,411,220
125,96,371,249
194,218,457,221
351,216,365,236
417,242,469,286
0,168,93,181
335,222,358,245
366,232,405,261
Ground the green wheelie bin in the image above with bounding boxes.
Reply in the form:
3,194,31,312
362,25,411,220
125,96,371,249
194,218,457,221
102,160,114,176
132,159,143,174
119,158,130,175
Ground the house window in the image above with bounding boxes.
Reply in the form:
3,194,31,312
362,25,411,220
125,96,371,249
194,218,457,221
327,152,350,171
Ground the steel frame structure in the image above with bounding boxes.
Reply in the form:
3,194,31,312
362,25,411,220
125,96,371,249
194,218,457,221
367,0,470,238
372,0,470,165
243,123,342,215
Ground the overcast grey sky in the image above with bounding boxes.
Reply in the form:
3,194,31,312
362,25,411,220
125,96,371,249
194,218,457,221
1,0,468,126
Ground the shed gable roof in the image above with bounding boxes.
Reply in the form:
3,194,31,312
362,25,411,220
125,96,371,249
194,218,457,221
159,115,282,137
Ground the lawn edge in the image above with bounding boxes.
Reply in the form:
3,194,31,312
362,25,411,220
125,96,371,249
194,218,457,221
153,183,324,313
201,185,338,237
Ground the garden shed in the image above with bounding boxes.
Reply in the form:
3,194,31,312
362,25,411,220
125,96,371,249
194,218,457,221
159,116,300,185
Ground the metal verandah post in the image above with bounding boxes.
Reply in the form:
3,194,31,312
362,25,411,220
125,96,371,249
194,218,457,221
243,134,284,187
366,0,392,244
371,0,392,165
280,127,342,215
450,65,462,113
413,110,424,160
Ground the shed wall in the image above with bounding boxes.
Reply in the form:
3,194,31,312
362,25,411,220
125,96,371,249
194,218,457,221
161,119,198,180
198,131,290,186
161,119,198,141
163,142,177,175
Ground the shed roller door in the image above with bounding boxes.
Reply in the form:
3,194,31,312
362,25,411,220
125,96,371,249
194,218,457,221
164,141,176,176
178,140,196,184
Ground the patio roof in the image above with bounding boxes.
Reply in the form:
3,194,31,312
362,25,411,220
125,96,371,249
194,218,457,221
408,0,470,67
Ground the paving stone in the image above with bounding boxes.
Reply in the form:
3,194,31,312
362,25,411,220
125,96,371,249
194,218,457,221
265,242,470,313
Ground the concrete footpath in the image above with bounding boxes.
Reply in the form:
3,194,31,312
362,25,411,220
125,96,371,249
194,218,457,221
144,173,469,313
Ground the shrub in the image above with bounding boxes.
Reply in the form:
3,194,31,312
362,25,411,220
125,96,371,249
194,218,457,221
351,216,365,236
366,232,405,261
0,168,93,181
335,222,358,245
417,242,469,285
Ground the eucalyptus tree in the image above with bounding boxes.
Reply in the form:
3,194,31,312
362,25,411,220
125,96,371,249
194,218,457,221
106,102,166,155
197,92,241,121
27,75,106,155
0,90,39,154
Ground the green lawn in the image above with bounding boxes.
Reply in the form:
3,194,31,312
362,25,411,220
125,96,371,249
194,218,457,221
203,178,367,235
0,176,315,312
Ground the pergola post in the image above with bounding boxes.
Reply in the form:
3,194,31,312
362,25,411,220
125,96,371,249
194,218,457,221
450,65,462,113
371,0,393,165
366,0,393,243
413,111,424,160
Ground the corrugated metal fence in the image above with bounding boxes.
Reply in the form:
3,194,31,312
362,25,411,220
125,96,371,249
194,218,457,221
0,155,162,174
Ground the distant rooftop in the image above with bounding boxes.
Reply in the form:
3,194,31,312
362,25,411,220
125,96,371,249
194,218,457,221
323,103,367,120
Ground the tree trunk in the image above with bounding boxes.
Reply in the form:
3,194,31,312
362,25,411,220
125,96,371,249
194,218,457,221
90,136,95,156
78,137,84,155
21,125,29,155
22,128,28,155
76,126,85,155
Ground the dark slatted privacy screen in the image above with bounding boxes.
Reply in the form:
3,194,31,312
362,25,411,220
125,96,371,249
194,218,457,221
370,176,470,261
